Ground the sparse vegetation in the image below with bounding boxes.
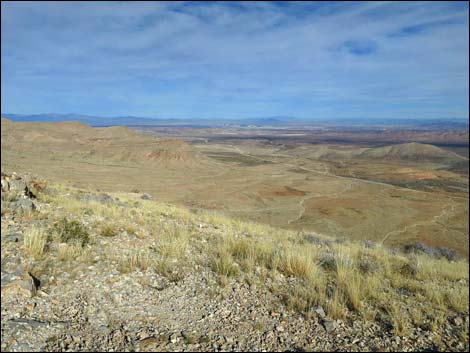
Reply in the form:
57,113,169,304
53,217,89,246
117,250,152,273
2,172,468,352
23,226,48,259
100,224,119,237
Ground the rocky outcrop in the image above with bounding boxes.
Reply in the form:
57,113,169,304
1,173,43,215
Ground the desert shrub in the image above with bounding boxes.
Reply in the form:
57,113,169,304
300,233,332,247
319,253,337,271
398,261,418,277
404,242,458,261
362,240,375,249
437,247,459,261
53,217,89,247
358,257,379,274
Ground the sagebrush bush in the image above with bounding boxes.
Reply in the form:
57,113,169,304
53,217,89,247
404,242,458,261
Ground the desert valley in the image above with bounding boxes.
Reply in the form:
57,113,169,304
1,117,469,351
2,118,468,257
2,1,469,352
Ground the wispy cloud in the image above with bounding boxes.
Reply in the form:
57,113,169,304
1,1,468,119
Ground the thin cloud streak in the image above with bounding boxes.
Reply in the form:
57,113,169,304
1,1,468,119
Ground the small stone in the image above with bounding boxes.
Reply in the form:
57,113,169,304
139,331,150,340
170,333,178,343
315,306,326,318
453,317,463,326
16,198,36,213
9,179,26,192
323,320,336,333
138,336,161,350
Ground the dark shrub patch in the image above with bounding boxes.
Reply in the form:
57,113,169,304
404,243,458,261
53,217,89,247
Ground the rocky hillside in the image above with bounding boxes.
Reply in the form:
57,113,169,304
1,171,469,352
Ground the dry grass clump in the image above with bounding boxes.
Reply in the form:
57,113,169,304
286,273,328,314
414,254,469,282
445,286,469,312
149,223,190,281
58,241,92,263
23,226,48,259
326,287,347,320
210,244,240,278
385,301,411,336
118,249,152,273
276,248,318,280
100,224,119,237
153,223,189,259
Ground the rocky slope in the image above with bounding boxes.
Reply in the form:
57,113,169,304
1,172,469,352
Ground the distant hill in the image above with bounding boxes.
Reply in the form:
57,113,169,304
1,118,203,167
1,113,181,127
360,142,467,164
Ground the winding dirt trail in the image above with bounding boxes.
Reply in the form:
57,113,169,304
381,199,465,245
231,146,438,195
287,182,353,226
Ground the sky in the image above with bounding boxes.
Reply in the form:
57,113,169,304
1,1,469,120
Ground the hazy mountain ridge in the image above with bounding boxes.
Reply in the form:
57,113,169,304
2,113,469,129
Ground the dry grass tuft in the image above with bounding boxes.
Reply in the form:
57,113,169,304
23,226,48,259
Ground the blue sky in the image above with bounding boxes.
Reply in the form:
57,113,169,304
1,1,469,120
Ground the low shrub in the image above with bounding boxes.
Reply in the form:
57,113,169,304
404,242,458,261
53,217,89,247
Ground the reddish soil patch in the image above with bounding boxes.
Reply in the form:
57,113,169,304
259,186,306,198
407,172,439,180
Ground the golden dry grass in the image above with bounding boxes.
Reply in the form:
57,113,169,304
13,178,468,336
23,226,48,259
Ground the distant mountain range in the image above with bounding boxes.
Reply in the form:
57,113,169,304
1,113,468,129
